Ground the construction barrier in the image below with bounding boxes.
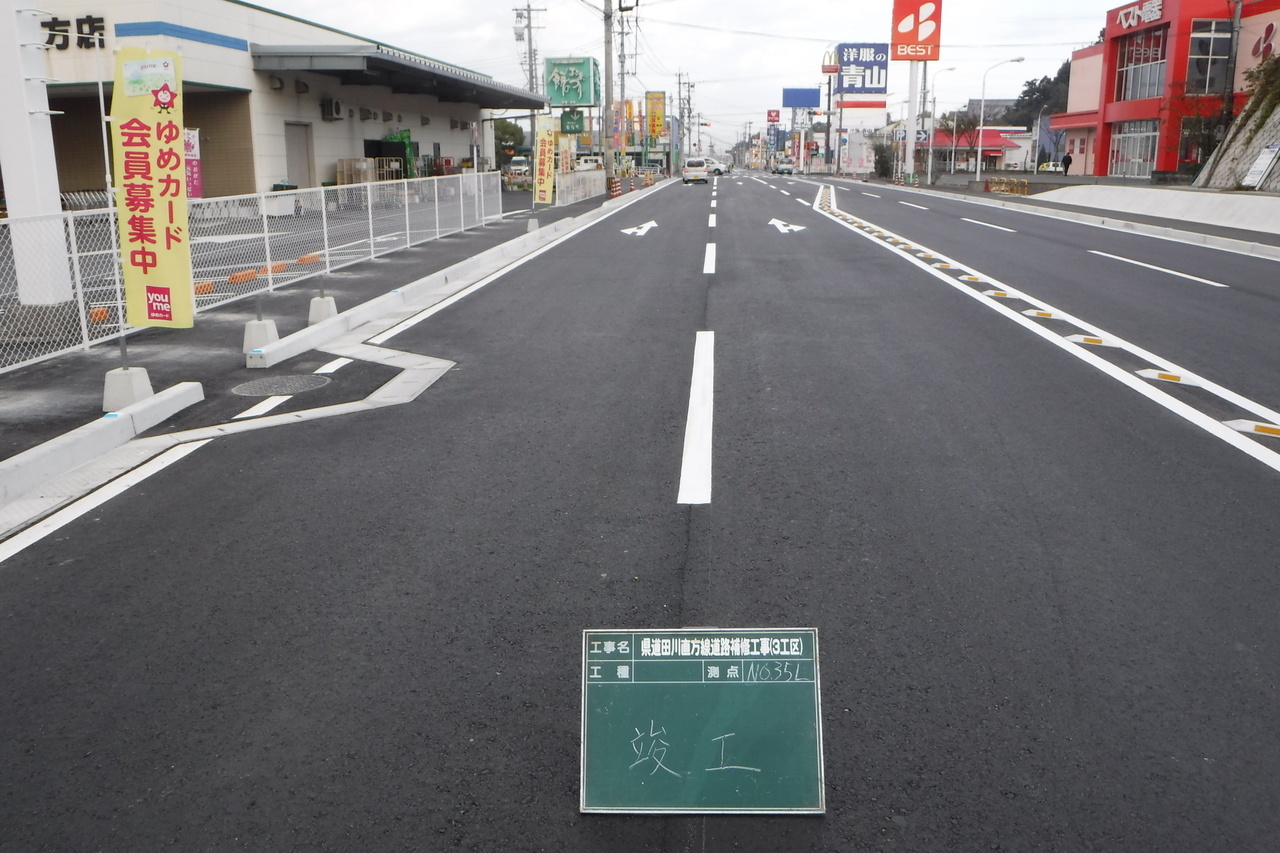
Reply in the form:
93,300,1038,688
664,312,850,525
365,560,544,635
985,177,1030,196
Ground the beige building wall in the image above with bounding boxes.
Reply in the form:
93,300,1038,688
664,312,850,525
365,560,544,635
1066,51,1103,114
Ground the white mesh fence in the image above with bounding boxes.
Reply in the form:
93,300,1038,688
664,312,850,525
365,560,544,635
1,172,503,374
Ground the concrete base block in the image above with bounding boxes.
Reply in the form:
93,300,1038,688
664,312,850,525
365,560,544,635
527,218,539,232
103,367,154,412
243,318,280,353
308,295,339,325
1,301,80,344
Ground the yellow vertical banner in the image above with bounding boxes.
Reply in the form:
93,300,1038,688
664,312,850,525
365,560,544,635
111,47,194,328
646,91,665,140
533,116,556,205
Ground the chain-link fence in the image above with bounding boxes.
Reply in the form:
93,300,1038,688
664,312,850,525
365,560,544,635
0,171,503,375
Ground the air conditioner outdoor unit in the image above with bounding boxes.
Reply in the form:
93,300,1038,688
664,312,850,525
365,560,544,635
321,98,344,121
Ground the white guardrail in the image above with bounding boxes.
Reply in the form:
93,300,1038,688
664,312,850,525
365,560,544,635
0,171,503,375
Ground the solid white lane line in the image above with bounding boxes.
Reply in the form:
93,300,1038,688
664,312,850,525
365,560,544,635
703,243,717,274
677,331,714,505
962,217,1017,233
899,201,929,210
315,357,353,374
0,440,213,564
709,214,717,228
1088,250,1229,288
233,395,292,420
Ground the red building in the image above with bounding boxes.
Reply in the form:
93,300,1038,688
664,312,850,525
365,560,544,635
1052,0,1280,178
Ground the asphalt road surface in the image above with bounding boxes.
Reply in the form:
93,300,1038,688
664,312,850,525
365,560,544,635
4,173,1280,851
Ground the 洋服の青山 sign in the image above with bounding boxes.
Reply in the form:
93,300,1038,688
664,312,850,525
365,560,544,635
891,0,942,61
110,47,194,328
835,43,889,93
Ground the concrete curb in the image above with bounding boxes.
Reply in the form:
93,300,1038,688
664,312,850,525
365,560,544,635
0,381,204,506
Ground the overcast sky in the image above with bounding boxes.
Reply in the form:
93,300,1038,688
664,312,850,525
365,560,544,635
256,0,1128,151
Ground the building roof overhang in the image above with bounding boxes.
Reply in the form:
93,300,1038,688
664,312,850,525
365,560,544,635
251,44,547,110
1051,110,1102,130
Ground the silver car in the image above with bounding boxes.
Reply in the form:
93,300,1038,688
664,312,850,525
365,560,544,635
682,158,709,184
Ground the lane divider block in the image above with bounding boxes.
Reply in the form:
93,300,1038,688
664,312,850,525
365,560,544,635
1022,309,1059,319
1224,419,1280,438
1065,334,1119,348
1137,368,1198,386
983,290,1013,298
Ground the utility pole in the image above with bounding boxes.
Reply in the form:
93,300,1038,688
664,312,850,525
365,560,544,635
513,3,544,154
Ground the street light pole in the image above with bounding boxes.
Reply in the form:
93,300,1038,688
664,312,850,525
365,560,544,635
1033,104,1048,173
976,56,1025,188
927,66,955,186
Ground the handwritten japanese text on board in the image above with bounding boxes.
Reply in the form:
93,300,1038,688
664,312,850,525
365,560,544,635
580,628,824,814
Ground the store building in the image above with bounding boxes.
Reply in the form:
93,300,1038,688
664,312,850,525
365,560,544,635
1051,0,1280,179
26,0,545,198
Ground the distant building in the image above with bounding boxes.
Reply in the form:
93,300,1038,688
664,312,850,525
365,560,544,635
964,98,1016,120
1051,0,1280,179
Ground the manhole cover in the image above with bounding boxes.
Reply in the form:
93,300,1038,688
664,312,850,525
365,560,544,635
232,375,332,396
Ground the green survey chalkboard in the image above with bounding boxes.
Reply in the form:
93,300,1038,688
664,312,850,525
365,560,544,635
580,628,824,814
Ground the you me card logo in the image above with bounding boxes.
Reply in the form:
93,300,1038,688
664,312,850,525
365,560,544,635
891,0,942,60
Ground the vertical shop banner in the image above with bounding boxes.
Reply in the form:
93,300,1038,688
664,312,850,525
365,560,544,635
183,128,203,198
891,0,942,60
646,91,665,140
533,115,557,204
110,47,194,328
612,102,625,150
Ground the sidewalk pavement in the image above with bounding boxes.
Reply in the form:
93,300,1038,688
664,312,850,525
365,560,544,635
3,174,1276,536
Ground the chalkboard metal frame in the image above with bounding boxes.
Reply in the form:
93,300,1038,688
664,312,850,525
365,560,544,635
580,628,825,814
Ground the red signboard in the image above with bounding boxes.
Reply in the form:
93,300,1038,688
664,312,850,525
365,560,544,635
767,109,780,123
891,0,942,61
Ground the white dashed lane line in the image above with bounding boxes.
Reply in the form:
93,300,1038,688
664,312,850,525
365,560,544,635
1089,250,1229,288
962,217,1017,233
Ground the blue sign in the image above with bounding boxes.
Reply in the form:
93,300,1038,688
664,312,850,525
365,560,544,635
834,43,889,95
781,88,821,109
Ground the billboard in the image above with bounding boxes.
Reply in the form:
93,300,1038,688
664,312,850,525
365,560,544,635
545,57,600,107
110,47,194,328
646,91,665,139
835,43,889,93
781,88,821,108
891,0,942,61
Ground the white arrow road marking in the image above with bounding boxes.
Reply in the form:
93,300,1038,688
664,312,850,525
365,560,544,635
620,220,658,236
768,219,806,233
